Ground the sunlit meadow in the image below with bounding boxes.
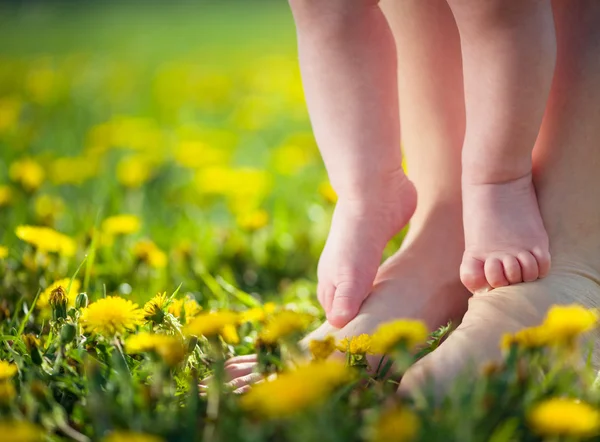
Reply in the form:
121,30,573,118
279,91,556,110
1,2,600,441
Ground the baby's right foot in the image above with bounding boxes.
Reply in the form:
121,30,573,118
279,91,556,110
319,171,417,327
460,173,551,293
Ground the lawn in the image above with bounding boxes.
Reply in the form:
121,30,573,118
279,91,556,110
0,2,598,441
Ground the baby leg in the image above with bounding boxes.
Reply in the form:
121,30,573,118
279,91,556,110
289,0,417,326
447,0,556,292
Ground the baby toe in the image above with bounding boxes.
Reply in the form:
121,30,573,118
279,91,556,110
516,251,539,282
484,257,509,288
532,246,551,278
502,254,523,284
327,278,370,328
460,256,488,293
318,281,335,314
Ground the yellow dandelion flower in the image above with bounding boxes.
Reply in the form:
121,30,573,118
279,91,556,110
236,209,269,231
102,214,141,236
174,140,231,169
318,181,337,204
240,361,353,418
80,296,144,336
239,303,277,324
259,310,314,345
0,381,16,404
337,334,373,355
0,361,17,380
49,156,98,185
9,158,45,192
543,305,599,342
309,336,336,361
134,240,167,269
184,311,240,340
370,406,420,442
0,420,43,442
221,324,240,345
528,398,600,438
143,292,169,322
0,185,13,207
0,246,8,259
241,307,267,323
125,332,185,367
263,302,277,315
33,194,64,223
102,431,164,442
501,325,552,351
167,297,202,322
116,155,153,188
37,278,81,311
15,225,76,256
371,320,429,354
195,167,271,201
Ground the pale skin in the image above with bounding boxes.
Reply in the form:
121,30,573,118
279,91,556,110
224,0,600,392
290,0,417,328
295,0,554,329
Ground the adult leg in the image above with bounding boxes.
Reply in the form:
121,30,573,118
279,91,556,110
401,0,600,393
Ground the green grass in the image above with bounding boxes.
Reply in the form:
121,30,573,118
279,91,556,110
0,4,599,442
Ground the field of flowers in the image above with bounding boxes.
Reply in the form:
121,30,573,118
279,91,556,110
2,2,600,441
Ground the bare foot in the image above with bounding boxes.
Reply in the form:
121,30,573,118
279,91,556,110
319,171,417,327
224,203,470,386
400,261,600,395
307,206,469,357
460,173,551,293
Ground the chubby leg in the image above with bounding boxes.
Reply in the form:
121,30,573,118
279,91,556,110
289,0,417,327
401,0,600,393
224,0,469,385
306,0,469,343
448,0,556,292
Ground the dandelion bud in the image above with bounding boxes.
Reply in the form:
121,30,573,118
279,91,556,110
75,292,88,309
23,334,42,366
49,286,68,321
143,294,167,324
60,323,77,345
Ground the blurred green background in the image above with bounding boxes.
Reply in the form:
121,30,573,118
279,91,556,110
0,1,403,310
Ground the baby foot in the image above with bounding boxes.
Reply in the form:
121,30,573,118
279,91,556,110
320,172,417,327
460,174,551,293
224,203,470,389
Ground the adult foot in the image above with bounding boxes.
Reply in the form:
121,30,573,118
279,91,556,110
319,170,417,327
400,261,600,395
224,203,470,386
460,173,551,293
306,205,469,363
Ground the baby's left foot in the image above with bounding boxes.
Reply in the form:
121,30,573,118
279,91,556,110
460,173,551,293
